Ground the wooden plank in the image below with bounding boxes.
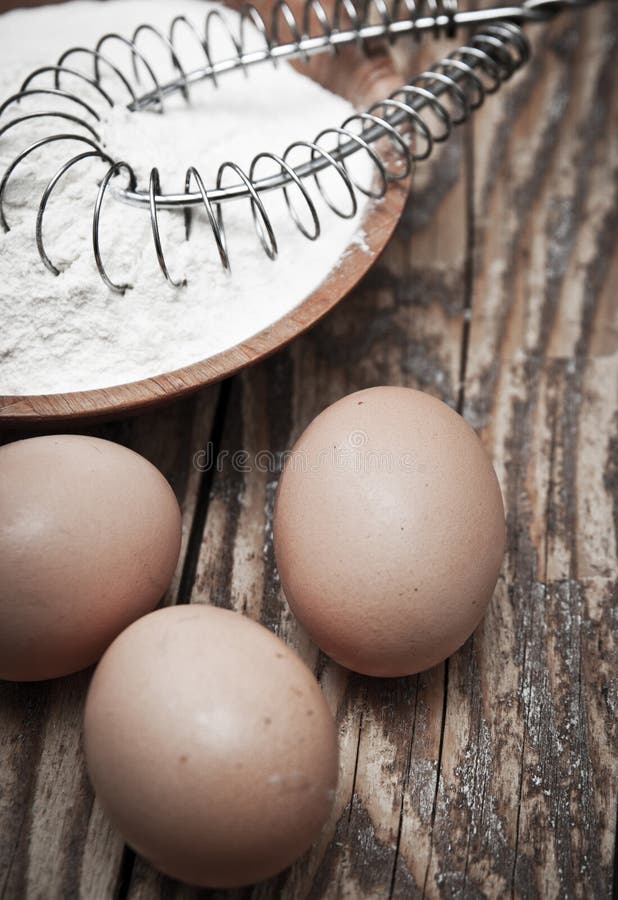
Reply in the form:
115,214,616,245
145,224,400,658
121,24,473,899
0,390,219,900
416,361,618,899
415,4,618,899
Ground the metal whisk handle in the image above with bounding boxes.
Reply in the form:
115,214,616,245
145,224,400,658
126,0,597,113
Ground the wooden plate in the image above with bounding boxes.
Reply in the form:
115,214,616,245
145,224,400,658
0,0,409,425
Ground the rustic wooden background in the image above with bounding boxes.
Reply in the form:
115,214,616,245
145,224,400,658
1,1,617,897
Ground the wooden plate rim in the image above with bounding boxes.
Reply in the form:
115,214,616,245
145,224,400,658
0,179,408,425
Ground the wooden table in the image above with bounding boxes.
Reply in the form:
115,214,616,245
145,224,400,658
1,2,617,897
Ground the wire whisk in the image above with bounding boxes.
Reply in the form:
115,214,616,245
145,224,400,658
0,0,595,292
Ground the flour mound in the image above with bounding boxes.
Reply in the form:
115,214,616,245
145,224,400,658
0,0,370,395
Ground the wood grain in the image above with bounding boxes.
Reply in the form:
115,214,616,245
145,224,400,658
0,1,616,899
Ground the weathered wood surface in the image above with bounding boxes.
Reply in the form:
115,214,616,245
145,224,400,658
1,1,617,898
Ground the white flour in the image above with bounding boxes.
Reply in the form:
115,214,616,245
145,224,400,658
0,0,371,395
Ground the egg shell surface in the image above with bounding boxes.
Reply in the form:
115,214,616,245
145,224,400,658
273,386,506,677
84,604,339,888
0,434,181,681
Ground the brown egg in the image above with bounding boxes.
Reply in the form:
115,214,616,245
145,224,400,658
0,435,181,681
274,387,505,677
84,605,338,888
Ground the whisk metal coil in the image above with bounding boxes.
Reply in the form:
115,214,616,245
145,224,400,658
0,0,595,291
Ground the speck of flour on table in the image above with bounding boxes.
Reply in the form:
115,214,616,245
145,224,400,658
0,0,372,396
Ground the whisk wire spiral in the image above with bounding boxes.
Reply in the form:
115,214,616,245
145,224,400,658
0,0,582,291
